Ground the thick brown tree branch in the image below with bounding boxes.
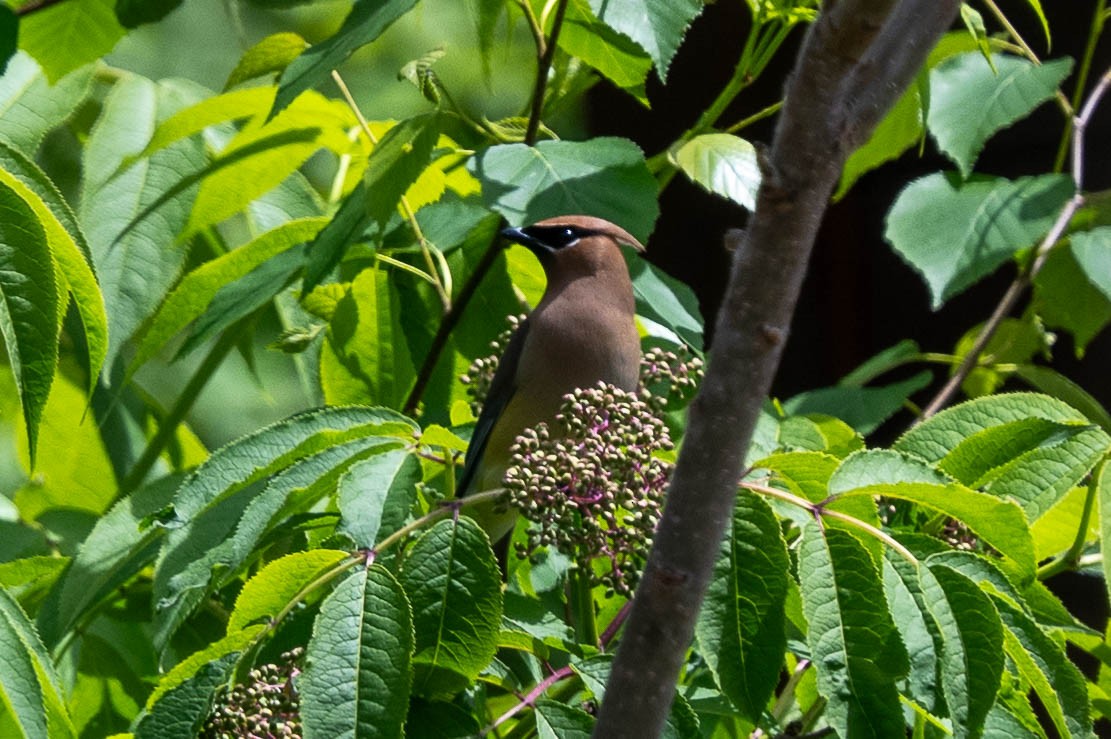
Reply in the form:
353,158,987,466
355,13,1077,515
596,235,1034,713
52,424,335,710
592,2,960,736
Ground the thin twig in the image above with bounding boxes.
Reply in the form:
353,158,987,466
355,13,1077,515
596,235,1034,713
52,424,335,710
919,67,1111,419
980,0,1072,115
524,0,569,143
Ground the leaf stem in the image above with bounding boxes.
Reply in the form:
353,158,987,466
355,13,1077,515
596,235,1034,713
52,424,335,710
1036,463,1102,579
918,66,1111,420
119,319,245,494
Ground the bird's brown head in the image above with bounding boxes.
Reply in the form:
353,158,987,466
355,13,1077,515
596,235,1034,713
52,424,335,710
501,215,644,277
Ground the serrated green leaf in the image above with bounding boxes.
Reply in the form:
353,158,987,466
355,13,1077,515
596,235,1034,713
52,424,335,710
585,0,703,80
954,317,1047,398
364,113,440,228
271,0,418,118
114,0,184,28
1069,227,1111,302
881,554,941,712
154,434,401,648
672,133,759,210
226,32,307,90
0,586,74,739
0,179,58,464
797,523,908,738
921,561,1004,739
128,86,273,163
301,181,373,294
782,371,931,435
840,340,921,387
228,549,350,633
400,518,502,696
695,494,788,721
996,597,1091,739
1032,241,1111,355
321,265,416,408
301,565,413,739
0,53,94,153
129,217,326,374
80,75,207,373
0,142,107,398
885,172,1073,308
560,0,651,105
1030,484,1096,561
535,699,594,738
336,449,420,548
629,253,704,351
1014,365,1111,434
39,475,178,647
829,449,1036,580
471,138,659,244
19,0,123,82
135,627,263,738
927,54,1072,176
1097,462,1111,609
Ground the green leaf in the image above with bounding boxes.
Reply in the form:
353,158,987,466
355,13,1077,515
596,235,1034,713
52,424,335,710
1013,366,1111,434
129,217,326,373
128,85,273,161
585,0,703,80
560,0,651,106
628,253,704,351
0,53,94,153
405,697,481,738
881,554,941,712
829,449,1036,579
301,181,373,294
271,0,419,118
954,318,1047,397
1032,241,1111,355
782,371,931,435
39,475,178,647
79,75,207,373
114,0,184,28
154,434,400,648
18,0,124,81
1097,462,1111,609
921,561,1004,739
797,523,908,738
672,133,760,210
927,54,1072,176
301,565,413,739
885,172,1073,308
321,265,416,408
225,32,308,90
135,627,263,739
228,549,350,633
0,141,107,398
471,138,659,244
695,494,788,722
399,517,502,696
1069,227,1111,302
960,6,996,72
0,586,74,738
336,448,420,548
996,597,1091,739
535,699,594,738
364,113,441,228
837,83,922,199
0,179,58,464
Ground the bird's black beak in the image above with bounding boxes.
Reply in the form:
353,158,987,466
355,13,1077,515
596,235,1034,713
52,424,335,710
500,226,554,258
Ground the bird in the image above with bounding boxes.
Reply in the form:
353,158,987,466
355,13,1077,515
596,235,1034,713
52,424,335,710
458,215,644,542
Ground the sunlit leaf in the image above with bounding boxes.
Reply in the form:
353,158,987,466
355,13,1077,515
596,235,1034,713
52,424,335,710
0,53,94,153
585,0,703,80
672,133,760,210
19,0,123,81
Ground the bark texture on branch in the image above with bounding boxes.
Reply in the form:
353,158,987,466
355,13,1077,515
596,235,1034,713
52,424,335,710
592,2,960,736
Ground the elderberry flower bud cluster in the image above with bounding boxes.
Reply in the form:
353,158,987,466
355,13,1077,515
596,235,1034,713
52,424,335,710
638,345,704,410
460,314,526,416
202,648,303,739
503,383,674,596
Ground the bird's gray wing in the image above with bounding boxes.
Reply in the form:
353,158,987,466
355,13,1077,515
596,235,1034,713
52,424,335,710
457,317,531,496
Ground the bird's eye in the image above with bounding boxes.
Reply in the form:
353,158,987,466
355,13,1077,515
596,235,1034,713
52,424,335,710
524,225,582,249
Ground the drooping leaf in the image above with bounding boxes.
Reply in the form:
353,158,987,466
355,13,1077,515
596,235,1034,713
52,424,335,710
225,32,308,90
885,172,1073,308
271,0,419,118
18,0,124,81
0,179,58,464
927,53,1072,176
920,561,1004,739
797,522,908,738
1032,241,1111,355
881,553,941,712
79,75,207,373
695,494,788,722
672,133,760,210
228,549,351,633
300,565,413,739
336,448,421,548
585,0,703,80
0,53,94,153
399,517,502,696
471,138,659,244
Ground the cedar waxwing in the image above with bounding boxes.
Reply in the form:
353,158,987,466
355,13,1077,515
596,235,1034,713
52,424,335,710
459,215,644,541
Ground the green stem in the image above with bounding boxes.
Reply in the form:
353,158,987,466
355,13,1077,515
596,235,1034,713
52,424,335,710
1036,466,1101,579
120,320,245,494
568,565,598,647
